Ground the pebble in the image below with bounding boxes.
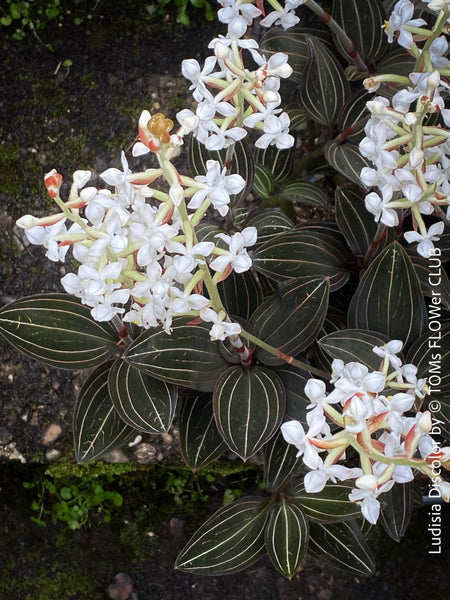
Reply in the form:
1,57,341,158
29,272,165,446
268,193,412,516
41,423,63,445
0,427,13,445
45,448,61,462
134,443,157,463
106,572,134,600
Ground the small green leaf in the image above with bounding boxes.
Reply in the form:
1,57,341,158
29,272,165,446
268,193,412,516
379,482,413,542
265,500,309,579
213,365,285,460
73,362,136,463
178,393,227,470
264,430,302,492
280,181,329,209
318,329,392,371
291,482,362,523
108,359,177,434
175,496,269,574
308,520,375,576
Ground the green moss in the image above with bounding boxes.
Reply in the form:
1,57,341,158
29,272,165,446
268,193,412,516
0,144,24,196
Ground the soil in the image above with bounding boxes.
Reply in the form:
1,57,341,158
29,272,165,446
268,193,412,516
0,3,448,599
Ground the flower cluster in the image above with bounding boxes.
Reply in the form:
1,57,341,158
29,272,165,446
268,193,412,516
17,142,257,338
177,0,299,151
281,341,450,524
360,0,450,257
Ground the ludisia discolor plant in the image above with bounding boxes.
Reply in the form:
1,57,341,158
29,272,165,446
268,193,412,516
1,0,449,579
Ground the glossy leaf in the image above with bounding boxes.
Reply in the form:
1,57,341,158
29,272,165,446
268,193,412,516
379,482,413,542
332,0,388,64
406,321,450,394
325,140,372,188
335,187,377,256
377,47,416,99
73,362,135,463
251,277,329,366
178,393,227,470
280,181,329,209
299,35,350,127
260,28,332,83
275,363,312,425
318,329,392,371
188,135,254,205
254,143,296,182
175,496,269,574
348,242,427,350
264,430,303,492
337,88,372,142
124,317,228,392
265,500,309,579
0,294,119,370
308,520,376,576
253,163,275,199
217,269,264,321
252,225,351,292
244,209,294,247
213,365,285,460
291,482,362,523
108,359,177,434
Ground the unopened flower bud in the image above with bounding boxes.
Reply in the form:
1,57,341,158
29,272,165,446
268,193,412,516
409,147,424,168
427,70,441,91
214,42,230,61
262,90,280,104
16,214,40,229
363,77,381,92
169,184,184,207
355,474,378,491
404,112,417,126
73,170,91,189
418,411,432,433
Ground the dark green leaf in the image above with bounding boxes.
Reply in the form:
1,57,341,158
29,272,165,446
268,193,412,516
108,359,177,434
0,294,119,370
252,226,351,292
318,329,392,371
251,277,329,366
377,48,416,99
73,362,135,463
335,187,377,256
254,142,296,182
264,430,302,492
337,88,373,142
379,482,413,542
178,393,227,470
275,363,312,425
265,500,309,579
332,0,388,64
299,35,350,127
308,520,376,576
325,140,372,188
348,242,427,350
253,164,275,199
291,482,362,523
280,181,329,208
213,365,285,460
244,209,294,246
217,269,264,320
175,496,269,574
260,28,332,83
124,317,228,392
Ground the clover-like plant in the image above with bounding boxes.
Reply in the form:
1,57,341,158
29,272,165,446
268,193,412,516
1,0,449,580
